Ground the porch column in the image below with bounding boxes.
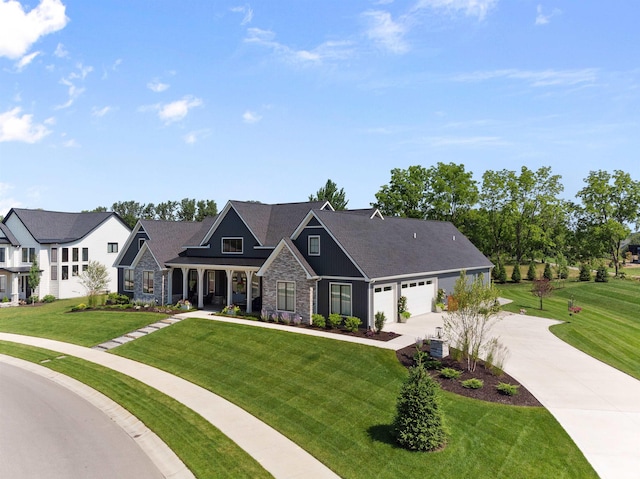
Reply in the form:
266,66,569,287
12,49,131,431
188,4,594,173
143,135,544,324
166,269,173,305
181,267,189,300
225,269,234,306
11,273,19,304
246,270,253,313
197,267,205,309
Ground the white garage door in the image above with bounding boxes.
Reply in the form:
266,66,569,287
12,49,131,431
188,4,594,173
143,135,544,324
373,284,396,323
400,279,435,316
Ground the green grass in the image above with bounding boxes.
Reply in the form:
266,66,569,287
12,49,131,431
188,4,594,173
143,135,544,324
114,319,596,479
497,278,640,380
0,299,167,346
0,341,272,479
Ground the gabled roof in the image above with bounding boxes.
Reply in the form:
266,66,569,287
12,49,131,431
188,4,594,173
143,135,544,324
137,219,208,266
307,209,492,280
201,200,330,247
257,237,318,279
3,208,129,244
0,223,19,245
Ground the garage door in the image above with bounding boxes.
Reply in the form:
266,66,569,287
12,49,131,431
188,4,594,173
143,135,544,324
400,279,435,316
373,284,396,323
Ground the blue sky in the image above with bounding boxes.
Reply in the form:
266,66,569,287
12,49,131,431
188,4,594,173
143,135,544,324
1,0,638,215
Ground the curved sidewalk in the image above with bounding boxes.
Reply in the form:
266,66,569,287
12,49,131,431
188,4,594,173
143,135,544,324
0,332,339,479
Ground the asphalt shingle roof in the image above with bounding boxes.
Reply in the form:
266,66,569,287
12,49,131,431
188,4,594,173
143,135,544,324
312,209,492,279
0,223,19,245
139,219,209,265
4,208,126,244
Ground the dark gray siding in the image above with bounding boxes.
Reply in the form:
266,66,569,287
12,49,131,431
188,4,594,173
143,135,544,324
316,279,368,326
119,231,149,267
437,267,492,299
294,226,363,278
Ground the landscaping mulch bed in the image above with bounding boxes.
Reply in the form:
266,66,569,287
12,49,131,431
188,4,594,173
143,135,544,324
396,344,542,407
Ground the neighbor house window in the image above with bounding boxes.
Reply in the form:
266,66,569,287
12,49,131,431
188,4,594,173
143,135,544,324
308,235,320,256
82,264,88,272
61,266,69,280
0,247,5,263
330,283,352,316
21,247,35,263
72,265,79,276
124,269,134,291
50,265,57,281
50,248,57,263
0,275,6,292
143,271,154,294
62,248,69,262
72,248,79,262
82,248,89,262
277,281,295,312
222,237,243,254
107,242,118,253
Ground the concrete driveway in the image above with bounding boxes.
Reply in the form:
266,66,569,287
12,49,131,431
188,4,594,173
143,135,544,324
391,311,640,479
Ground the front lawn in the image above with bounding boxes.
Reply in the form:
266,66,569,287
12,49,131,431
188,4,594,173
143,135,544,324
114,318,596,479
497,278,640,380
0,341,271,479
0,299,168,347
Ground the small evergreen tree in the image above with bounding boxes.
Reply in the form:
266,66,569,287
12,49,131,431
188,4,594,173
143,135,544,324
511,262,521,283
579,263,592,282
595,264,609,283
28,255,41,304
393,364,448,452
527,261,537,281
496,262,507,283
556,255,569,280
543,263,553,280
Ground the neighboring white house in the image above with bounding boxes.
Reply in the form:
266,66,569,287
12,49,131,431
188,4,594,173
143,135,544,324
0,209,131,303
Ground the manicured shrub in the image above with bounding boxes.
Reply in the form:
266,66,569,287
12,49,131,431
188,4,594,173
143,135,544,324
439,367,462,380
260,308,268,322
543,263,553,280
374,311,386,333
42,294,56,303
72,303,87,311
280,312,291,325
311,313,326,328
497,382,520,396
595,264,609,282
344,316,361,332
328,313,342,329
29,295,39,304
511,262,521,283
579,263,592,282
527,262,537,281
492,262,506,283
1,296,9,303
461,378,484,389
393,365,448,451
106,292,130,305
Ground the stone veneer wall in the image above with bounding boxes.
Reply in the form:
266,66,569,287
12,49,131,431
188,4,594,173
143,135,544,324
134,249,168,305
262,247,316,324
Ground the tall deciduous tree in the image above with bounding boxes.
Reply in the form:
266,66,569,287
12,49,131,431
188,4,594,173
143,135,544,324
423,162,478,227
309,179,348,210
196,199,218,221
178,198,197,221
576,170,640,276
373,165,429,218
111,201,145,228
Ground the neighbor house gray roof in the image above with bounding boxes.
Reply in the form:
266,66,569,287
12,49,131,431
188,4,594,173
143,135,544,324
231,200,327,246
0,223,19,245
3,208,128,244
312,209,493,280
139,219,208,266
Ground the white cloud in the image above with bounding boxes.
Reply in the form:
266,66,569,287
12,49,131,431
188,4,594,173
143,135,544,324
62,138,79,148
242,110,262,124
452,68,598,87
230,5,253,25
53,42,68,57
0,0,69,59
0,183,21,214
44,116,56,125
0,107,51,143
154,96,203,124
183,129,211,144
56,63,93,109
245,28,354,64
535,4,561,26
362,10,409,54
92,106,112,117
15,50,40,71
413,0,498,21
147,80,170,92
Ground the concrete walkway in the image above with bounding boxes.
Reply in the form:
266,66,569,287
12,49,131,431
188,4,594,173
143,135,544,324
387,311,640,479
0,332,339,479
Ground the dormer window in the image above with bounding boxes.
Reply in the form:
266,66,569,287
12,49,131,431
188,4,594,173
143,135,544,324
222,237,243,254
138,238,146,249
308,235,320,256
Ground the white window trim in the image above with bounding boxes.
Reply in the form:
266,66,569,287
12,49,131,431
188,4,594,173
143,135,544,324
308,235,320,256
124,269,134,292
276,280,296,312
222,237,243,254
329,282,352,317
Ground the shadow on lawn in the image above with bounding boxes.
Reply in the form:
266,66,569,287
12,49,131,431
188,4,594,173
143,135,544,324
367,424,398,447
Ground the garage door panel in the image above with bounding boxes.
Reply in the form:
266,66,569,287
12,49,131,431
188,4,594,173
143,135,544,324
373,284,395,323
401,279,434,316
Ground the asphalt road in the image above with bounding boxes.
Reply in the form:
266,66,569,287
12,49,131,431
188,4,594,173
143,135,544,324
0,362,163,479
